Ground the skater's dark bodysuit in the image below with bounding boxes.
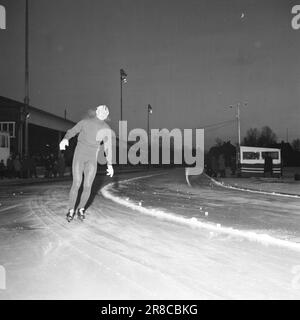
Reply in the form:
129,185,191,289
60,105,113,221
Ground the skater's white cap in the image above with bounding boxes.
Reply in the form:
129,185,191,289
96,105,109,112
96,105,109,120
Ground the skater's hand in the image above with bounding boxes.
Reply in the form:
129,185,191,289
59,139,69,150
106,164,114,177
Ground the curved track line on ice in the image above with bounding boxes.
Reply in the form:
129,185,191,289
101,173,300,252
209,176,300,199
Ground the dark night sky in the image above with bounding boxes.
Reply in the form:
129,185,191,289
0,0,299,147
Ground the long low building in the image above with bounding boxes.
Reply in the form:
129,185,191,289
0,96,76,157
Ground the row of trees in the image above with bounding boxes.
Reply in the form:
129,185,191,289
242,126,300,152
242,126,277,147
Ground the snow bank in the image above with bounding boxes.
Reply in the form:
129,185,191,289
101,173,300,252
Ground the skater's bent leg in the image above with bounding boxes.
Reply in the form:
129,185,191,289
78,161,97,209
69,157,84,210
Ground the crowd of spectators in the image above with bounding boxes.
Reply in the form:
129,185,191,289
0,153,66,180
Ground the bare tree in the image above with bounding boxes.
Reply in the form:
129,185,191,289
242,126,277,147
258,126,277,147
242,128,260,146
292,138,300,152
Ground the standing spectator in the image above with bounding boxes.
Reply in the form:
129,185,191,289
29,155,38,178
264,153,273,177
6,155,14,178
44,154,52,178
57,153,66,178
218,153,226,178
211,155,219,178
0,160,5,179
52,155,58,178
13,155,22,178
230,155,236,176
22,155,30,179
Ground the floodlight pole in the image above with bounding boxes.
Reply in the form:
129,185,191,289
24,0,29,156
120,69,127,121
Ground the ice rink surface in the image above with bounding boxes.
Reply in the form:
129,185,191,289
0,168,300,299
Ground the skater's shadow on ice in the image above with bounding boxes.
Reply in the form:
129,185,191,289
84,174,119,210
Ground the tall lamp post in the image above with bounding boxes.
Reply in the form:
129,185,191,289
120,69,127,121
147,104,152,169
24,0,30,156
229,102,247,168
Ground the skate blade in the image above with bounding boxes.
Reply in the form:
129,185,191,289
66,214,75,222
77,215,85,221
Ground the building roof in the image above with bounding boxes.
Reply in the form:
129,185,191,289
0,96,75,125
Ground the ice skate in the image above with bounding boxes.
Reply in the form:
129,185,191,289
66,209,75,222
77,208,86,221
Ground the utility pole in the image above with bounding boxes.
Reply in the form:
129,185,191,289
230,102,247,168
24,0,29,156
237,102,241,146
230,102,245,146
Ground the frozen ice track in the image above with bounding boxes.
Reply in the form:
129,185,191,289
24,177,219,299
1,170,300,299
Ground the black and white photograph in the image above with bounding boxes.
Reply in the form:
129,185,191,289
0,0,300,303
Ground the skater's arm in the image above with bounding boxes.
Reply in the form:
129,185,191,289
104,136,113,166
104,132,114,177
98,126,113,165
63,120,85,140
96,125,114,177
60,120,85,150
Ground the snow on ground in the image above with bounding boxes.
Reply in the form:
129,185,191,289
215,167,300,196
0,169,300,299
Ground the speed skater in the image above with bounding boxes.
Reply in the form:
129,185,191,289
59,105,114,222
